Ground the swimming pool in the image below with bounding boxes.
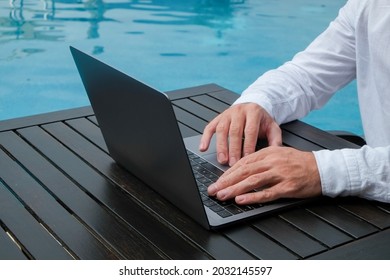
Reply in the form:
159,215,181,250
0,0,362,136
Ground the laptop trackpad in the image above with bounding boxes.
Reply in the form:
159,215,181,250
183,135,229,172
201,154,229,172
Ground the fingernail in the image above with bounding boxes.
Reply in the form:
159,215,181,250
208,184,217,195
217,152,226,163
235,195,245,204
217,190,227,200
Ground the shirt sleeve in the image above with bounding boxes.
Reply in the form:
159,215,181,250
234,0,357,125
314,146,390,203
232,1,390,203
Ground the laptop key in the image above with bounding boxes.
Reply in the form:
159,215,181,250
225,205,244,215
202,180,213,187
203,199,217,207
201,162,224,176
188,150,247,218
251,203,263,208
197,177,212,185
193,157,207,164
240,205,255,211
216,210,233,218
197,184,207,192
203,173,218,181
210,204,224,212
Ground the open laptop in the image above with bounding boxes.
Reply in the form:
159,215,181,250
70,46,307,229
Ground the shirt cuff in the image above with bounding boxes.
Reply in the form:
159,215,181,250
313,149,360,197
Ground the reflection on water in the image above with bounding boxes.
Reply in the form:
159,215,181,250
1,0,243,45
0,0,362,136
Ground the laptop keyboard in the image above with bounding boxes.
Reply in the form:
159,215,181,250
187,150,263,218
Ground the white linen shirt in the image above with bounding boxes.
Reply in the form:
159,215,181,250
233,0,390,202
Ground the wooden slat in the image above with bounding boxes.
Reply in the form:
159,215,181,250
1,130,165,260
308,204,379,238
0,217,28,260
66,118,108,153
309,228,390,260
282,130,323,151
280,208,353,248
377,202,390,213
69,115,199,143
172,106,207,133
282,121,360,149
191,95,230,113
0,141,117,260
192,94,231,112
208,88,239,105
88,116,98,126
172,99,218,122
16,126,185,260
0,181,72,259
338,199,390,230
178,123,199,138
0,106,93,132
194,232,257,260
40,120,255,260
222,226,298,260
167,84,223,100
252,216,327,258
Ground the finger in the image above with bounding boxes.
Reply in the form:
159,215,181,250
242,113,261,156
227,115,245,166
207,166,237,196
199,116,220,151
208,157,270,197
266,122,282,147
215,171,274,201
214,149,266,185
215,118,231,165
235,186,282,204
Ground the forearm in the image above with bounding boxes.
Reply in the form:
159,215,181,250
234,1,357,124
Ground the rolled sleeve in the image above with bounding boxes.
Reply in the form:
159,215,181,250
232,0,357,126
314,146,390,203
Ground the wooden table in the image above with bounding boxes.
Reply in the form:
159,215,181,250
1,84,390,260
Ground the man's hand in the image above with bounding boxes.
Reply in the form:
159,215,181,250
208,146,322,204
199,102,321,204
199,103,282,166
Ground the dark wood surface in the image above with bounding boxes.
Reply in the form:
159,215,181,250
1,84,390,260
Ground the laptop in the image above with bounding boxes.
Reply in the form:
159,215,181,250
70,46,307,229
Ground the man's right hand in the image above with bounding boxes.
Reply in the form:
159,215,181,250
199,103,282,166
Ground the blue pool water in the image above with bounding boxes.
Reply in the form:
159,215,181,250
0,0,362,135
